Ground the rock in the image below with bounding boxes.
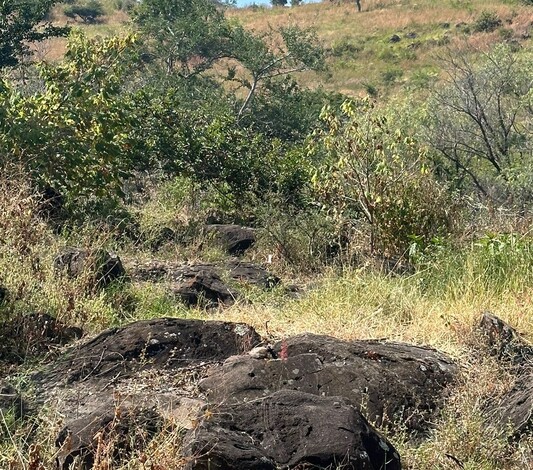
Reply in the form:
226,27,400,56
129,260,281,305
226,260,280,289
170,265,241,307
37,187,63,222
54,247,125,289
200,333,457,433
35,318,261,388
204,224,256,255
478,313,533,437
0,313,82,363
183,390,401,470
55,406,162,469
389,34,401,43
478,312,533,365
405,31,418,38
487,372,533,437
33,319,261,458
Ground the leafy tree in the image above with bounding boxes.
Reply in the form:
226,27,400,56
132,0,326,121
0,0,68,68
426,45,533,203
63,0,105,24
132,0,235,76
0,33,144,199
231,25,326,120
240,76,344,141
271,0,287,6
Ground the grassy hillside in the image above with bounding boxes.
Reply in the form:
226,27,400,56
45,0,533,96
229,0,533,95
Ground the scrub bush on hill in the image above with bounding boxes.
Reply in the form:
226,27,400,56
311,99,456,259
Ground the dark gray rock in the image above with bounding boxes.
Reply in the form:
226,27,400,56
54,247,125,289
200,333,457,433
130,260,281,306
478,311,533,364
478,313,533,437
0,380,25,419
169,265,241,307
487,371,533,437
35,318,261,387
183,390,401,470
227,260,280,289
389,34,401,43
204,224,256,255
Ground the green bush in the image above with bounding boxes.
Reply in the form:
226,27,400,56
63,0,105,23
311,99,457,258
473,11,502,33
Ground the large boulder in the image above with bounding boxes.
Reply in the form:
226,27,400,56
54,247,125,289
200,333,457,433
205,224,256,255
35,318,261,388
183,390,401,470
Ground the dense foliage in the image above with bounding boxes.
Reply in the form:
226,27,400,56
0,0,68,68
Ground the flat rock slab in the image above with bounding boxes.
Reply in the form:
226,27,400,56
183,390,401,470
131,260,280,290
34,318,261,388
200,333,457,433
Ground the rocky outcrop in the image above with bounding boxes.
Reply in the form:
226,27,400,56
183,390,401,470
54,247,125,289
200,333,457,433
24,318,462,468
35,318,261,388
32,319,261,468
130,260,280,307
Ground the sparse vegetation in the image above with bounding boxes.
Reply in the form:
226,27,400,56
1,0,532,468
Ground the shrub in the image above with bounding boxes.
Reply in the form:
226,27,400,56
473,11,502,33
63,0,104,23
311,99,457,258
